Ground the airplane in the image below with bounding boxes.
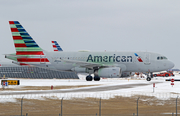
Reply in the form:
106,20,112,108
6,21,175,81
52,41,63,51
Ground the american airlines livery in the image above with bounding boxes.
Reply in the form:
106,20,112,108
6,21,174,81
52,41,63,51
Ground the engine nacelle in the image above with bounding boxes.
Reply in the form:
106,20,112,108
97,67,121,78
71,67,90,73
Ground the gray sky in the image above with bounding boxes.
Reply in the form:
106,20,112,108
0,0,180,68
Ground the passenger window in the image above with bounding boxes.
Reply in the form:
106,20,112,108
161,57,163,60
157,57,159,60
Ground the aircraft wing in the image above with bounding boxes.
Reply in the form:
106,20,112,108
55,59,107,69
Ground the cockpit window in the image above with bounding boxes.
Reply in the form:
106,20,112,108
157,56,168,60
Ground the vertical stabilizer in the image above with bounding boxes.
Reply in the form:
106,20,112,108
9,21,49,64
52,41,63,51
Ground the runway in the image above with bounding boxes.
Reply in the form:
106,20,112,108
0,82,159,95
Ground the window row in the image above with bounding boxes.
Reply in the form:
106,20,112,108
157,56,167,60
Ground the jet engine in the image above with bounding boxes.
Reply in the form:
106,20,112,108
71,67,90,73
97,67,121,78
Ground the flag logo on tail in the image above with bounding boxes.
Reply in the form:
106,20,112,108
52,41,63,51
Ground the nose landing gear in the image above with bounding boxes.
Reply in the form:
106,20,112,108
146,77,151,81
146,72,153,81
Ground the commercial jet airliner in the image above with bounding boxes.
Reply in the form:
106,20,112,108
6,21,174,81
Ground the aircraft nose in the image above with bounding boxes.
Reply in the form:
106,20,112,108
168,61,175,69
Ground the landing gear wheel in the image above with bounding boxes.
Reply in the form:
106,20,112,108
94,76,100,81
146,77,151,81
86,75,93,81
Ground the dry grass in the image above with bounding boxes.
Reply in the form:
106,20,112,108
0,95,179,116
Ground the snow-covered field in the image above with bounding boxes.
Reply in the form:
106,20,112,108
0,74,180,103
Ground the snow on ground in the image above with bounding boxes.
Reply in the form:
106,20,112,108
0,74,180,103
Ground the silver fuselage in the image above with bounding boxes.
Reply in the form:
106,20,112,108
44,51,174,73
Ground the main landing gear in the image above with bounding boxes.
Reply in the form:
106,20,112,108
86,75,93,81
94,76,100,81
86,75,100,81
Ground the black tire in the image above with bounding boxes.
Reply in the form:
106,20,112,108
154,74,157,77
146,77,151,81
86,75,93,81
165,74,169,77
94,76,100,81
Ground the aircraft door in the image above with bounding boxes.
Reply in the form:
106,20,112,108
144,53,150,65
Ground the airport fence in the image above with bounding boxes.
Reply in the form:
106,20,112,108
0,93,180,116
0,113,178,115
0,92,180,99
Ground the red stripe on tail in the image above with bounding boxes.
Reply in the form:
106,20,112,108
13,36,23,40
19,63,30,66
17,58,49,62
11,28,19,32
16,51,44,55
9,21,15,24
14,44,27,47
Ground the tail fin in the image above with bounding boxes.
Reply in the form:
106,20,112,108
52,41,63,51
9,21,49,63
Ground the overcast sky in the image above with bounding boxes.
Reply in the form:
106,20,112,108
0,0,180,68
